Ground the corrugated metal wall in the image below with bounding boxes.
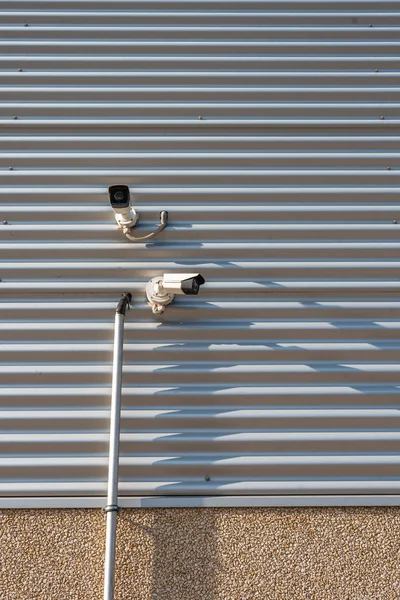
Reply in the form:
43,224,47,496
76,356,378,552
1,0,400,505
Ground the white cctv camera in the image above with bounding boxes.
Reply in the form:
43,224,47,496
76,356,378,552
146,273,206,314
109,184,168,242
161,273,206,295
109,184,138,230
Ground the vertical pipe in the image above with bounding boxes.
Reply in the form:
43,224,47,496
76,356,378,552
103,293,132,600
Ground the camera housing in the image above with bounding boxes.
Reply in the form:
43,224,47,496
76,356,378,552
162,273,206,295
146,273,206,314
108,184,138,230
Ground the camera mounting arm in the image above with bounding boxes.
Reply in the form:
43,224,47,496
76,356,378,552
123,210,168,242
109,185,168,243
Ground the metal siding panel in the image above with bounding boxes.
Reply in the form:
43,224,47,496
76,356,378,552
0,0,399,504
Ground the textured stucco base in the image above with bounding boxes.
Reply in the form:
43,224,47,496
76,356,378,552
0,507,399,600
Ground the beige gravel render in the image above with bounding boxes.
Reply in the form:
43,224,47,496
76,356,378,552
0,507,400,600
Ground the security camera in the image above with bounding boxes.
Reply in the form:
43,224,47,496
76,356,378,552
162,273,206,295
108,184,168,242
146,273,206,314
109,184,138,230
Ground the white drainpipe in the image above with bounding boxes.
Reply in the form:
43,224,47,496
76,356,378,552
103,292,132,600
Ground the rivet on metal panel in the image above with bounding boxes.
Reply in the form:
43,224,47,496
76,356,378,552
386,167,392,170
205,475,210,481
2,221,8,225
380,116,385,119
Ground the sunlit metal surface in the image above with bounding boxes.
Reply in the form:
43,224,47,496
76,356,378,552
1,0,400,505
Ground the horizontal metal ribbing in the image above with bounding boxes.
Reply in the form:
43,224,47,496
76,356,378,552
1,0,400,505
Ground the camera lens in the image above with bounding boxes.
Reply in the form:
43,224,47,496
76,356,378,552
181,274,205,295
114,191,125,202
109,185,130,208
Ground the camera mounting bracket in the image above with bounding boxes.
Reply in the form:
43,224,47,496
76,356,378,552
146,276,175,315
